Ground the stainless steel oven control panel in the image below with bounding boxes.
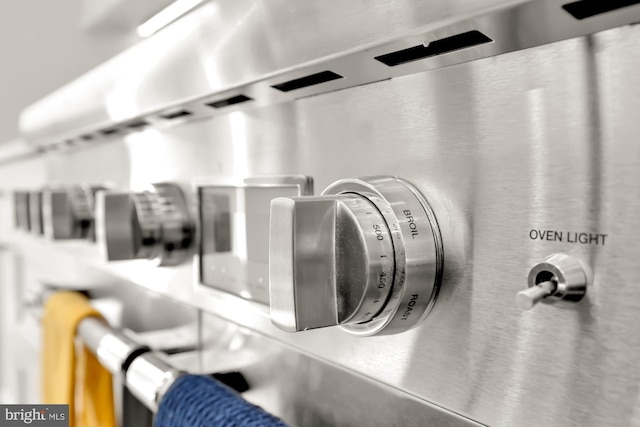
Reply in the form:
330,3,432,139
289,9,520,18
197,176,312,303
5,5,640,423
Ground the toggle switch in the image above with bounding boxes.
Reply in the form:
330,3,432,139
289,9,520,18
517,253,587,311
516,280,557,310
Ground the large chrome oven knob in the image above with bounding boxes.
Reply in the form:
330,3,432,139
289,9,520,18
95,183,194,266
43,185,101,240
269,176,444,336
270,194,395,331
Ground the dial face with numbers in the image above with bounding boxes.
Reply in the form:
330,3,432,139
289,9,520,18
269,176,443,336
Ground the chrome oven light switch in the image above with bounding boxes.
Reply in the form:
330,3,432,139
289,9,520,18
269,176,443,336
96,183,194,266
515,281,557,310
517,253,587,311
43,185,101,240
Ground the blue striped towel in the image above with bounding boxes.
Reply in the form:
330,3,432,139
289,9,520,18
155,374,290,427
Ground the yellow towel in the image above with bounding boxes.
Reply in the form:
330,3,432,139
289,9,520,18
41,291,116,427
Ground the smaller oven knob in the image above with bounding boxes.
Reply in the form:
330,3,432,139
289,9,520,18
270,176,444,336
95,183,194,266
43,185,100,240
28,191,44,235
13,191,31,231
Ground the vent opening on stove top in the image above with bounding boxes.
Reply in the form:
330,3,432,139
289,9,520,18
100,128,119,136
127,120,148,129
206,95,253,109
160,109,193,120
271,70,343,92
374,30,492,67
562,0,640,19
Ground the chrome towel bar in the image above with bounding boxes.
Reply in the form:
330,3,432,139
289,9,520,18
76,316,182,412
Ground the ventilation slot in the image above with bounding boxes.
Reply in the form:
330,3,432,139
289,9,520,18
160,109,193,120
375,30,492,67
80,135,94,141
100,128,119,136
271,71,343,92
562,0,640,19
206,95,252,109
127,120,148,129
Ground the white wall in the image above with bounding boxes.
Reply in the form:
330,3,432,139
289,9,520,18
0,0,138,143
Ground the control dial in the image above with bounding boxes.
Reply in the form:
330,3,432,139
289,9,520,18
43,185,103,240
96,183,194,266
269,176,443,336
29,191,44,235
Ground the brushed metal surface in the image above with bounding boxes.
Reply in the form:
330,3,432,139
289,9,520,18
18,0,640,148
3,24,640,427
193,312,483,427
20,0,530,144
